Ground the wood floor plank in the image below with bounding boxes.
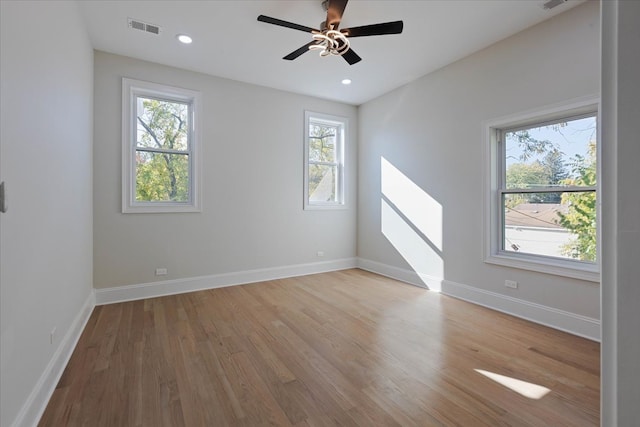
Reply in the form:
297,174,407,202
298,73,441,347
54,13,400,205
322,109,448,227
39,269,599,426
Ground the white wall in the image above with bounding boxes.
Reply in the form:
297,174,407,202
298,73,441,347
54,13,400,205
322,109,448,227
93,52,357,291
0,2,94,426
358,1,600,335
601,0,640,424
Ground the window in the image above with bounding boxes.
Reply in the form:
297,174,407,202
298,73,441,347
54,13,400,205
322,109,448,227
304,111,346,209
485,98,599,281
122,78,201,213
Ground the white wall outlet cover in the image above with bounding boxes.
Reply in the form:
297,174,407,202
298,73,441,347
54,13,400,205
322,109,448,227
505,280,518,289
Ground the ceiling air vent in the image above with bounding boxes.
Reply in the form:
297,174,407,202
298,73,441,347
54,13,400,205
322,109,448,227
542,0,567,10
128,18,161,35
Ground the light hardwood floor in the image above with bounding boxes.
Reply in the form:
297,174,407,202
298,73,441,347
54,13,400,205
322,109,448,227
39,269,599,426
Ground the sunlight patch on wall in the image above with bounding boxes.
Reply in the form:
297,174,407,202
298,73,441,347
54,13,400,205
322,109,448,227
381,157,443,289
474,369,551,400
381,157,442,250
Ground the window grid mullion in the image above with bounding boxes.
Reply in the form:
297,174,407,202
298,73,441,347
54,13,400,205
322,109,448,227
500,186,596,194
309,160,338,167
136,146,190,155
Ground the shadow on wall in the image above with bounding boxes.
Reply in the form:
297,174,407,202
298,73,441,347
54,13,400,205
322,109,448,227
380,157,444,290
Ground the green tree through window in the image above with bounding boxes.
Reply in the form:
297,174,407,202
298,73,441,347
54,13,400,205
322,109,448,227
304,111,346,209
501,114,597,262
122,78,201,213
558,141,597,261
135,97,190,202
308,123,338,202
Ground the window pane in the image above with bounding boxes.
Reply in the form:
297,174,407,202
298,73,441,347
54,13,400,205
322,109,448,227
503,191,596,262
505,116,596,190
136,97,189,151
308,164,337,202
136,151,189,202
309,123,336,163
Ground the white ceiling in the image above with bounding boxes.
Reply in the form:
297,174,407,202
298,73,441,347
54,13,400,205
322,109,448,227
78,0,583,105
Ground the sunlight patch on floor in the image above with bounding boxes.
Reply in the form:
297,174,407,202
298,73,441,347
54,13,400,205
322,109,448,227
474,369,551,400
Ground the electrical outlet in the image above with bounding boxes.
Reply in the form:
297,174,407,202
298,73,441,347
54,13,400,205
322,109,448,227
317,251,324,257
50,327,56,344
155,268,168,276
505,280,518,289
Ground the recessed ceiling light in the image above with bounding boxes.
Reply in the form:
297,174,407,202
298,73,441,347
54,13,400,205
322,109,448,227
177,34,193,44
341,79,352,85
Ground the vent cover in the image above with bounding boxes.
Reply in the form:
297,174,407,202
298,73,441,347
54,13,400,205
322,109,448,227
542,0,567,10
128,18,161,35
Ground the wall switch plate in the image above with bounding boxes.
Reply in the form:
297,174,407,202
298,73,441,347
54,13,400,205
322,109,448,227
317,251,324,257
155,268,168,276
505,280,518,289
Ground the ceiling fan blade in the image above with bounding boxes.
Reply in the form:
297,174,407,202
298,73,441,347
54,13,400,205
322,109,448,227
342,48,362,65
341,21,404,38
257,15,317,33
326,0,349,30
283,41,318,61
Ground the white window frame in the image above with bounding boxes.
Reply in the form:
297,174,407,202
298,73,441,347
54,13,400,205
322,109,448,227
304,111,347,210
122,78,202,213
483,96,600,282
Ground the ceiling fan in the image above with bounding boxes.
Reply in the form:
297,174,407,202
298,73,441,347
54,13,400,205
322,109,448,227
257,0,403,65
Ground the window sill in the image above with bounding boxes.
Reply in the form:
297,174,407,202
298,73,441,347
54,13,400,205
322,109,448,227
123,203,201,214
485,252,599,283
304,203,347,211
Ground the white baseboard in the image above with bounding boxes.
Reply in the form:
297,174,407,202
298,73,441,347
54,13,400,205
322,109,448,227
95,258,359,305
441,279,600,341
356,257,600,342
356,258,440,290
13,290,95,427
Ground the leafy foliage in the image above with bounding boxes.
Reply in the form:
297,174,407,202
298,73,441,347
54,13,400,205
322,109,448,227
135,98,190,202
505,162,548,207
558,141,597,261
505,149,568,205
507,129,554,161
506,162,548,188
543,148,569,186
136,152,189,202
308,123,338,202
505,120,596,261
